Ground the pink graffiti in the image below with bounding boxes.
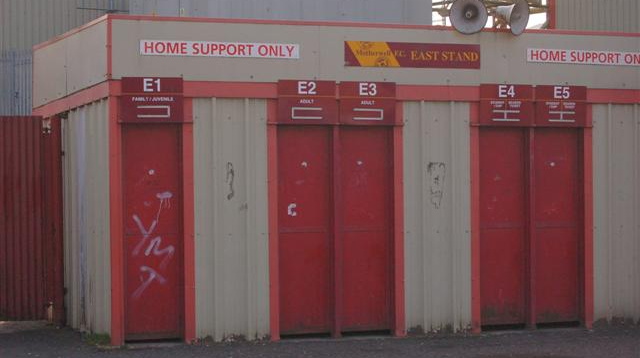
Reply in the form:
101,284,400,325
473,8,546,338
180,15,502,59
131,266,167,299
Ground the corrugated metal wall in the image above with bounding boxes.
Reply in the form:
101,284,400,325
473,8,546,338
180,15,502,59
593,104,640,324
0,50,32,115
0,0,128,53
403,101,472,333
0,116,45,320
555,0,640,32
62,100,111,334
129,0,432,25
0,0,128,115
193,98,270,340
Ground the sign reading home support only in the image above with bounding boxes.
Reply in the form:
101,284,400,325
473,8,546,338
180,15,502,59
527,48,640,66
120,77,185,123
140,40,300,59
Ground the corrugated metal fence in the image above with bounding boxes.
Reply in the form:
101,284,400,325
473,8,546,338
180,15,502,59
556,0,640,32
0,0,129,115
0,50,32,116
593,104,640,324
129,0,432,24
0,116,64,322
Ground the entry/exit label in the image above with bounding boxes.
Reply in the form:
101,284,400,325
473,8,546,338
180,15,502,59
535,85,587,127
276,80,338,124
480,84,534,126
339,82,397,125
120,77,185,123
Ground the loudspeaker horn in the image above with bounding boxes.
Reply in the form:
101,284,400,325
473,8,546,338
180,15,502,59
450,0,488,35
495,0,530,35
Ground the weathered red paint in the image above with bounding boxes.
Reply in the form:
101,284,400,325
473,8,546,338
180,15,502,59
0,116,63,323
122,124,184,340
109,94,125,346
479,128,528,325
469,103,482,333
339,127,393,331
42,116,65,325
267,101,281,341
479,122,584,327
182,99,196,343
392,107,406,337
278,126,333,334
533,129,580,323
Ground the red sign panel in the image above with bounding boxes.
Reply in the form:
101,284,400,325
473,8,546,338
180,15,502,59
121,77,183,94
479,84,534,126
120,77,185,123
339,82,397,125
120,95,184,123
276,80,338,125
345,41,481,69
535,85,587,127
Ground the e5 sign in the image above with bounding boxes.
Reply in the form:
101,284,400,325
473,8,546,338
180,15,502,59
553,86,571,99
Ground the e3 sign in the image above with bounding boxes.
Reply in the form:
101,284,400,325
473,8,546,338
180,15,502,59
339,81,397,125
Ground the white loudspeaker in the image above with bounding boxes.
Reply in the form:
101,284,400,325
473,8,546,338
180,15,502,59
450,0,488,35
495,0,530,35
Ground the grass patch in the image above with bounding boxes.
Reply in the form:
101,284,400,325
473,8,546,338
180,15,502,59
84,333,111,346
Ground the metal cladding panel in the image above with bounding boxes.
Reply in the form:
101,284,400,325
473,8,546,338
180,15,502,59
403,101,472,333
1,0,128,114
193,98,269,340
556,0,640,33
63,100,111,334
129,0,431,24
0,0,127,54
33,20,107,109
0,116,43,320
108,19,639,91
0,50,32,115
593,104,640,323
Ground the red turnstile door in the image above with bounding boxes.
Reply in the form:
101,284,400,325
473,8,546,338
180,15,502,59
533,129,580,323
339,127,392,332
480,128,527,326
123,125,183,340
278,126,332,334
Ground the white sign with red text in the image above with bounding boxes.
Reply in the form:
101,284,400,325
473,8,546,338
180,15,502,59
528,48,640,66
140,40,300,59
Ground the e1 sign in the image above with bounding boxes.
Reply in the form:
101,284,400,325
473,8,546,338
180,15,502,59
120,77,185,123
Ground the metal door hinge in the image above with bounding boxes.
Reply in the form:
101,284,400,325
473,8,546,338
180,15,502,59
42,118,52,134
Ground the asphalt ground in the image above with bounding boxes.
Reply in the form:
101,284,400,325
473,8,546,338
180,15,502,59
1,321,639,358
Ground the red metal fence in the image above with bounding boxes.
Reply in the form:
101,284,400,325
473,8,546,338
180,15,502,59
0,116,63,323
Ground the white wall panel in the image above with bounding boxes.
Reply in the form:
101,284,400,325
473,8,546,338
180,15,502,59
193,98,269,340
403,101,472,332
63,99,111,334
593,104,640,324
